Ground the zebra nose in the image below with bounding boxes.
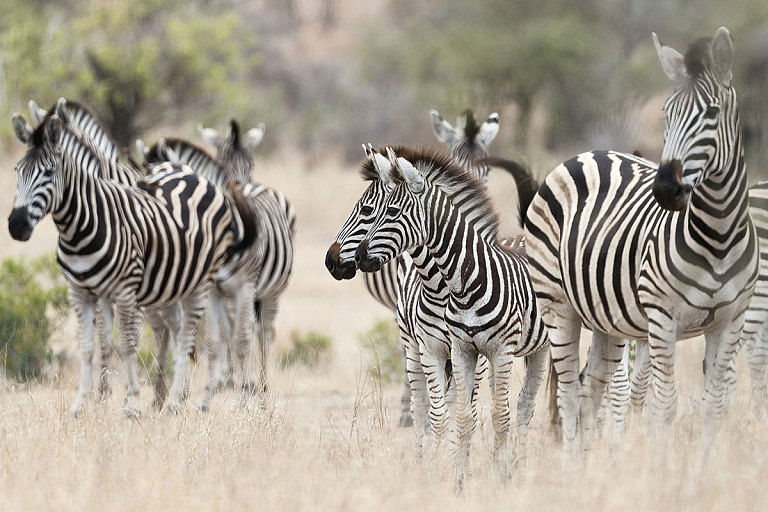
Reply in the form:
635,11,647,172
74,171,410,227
355,240,369,266
8,206,33,241
325,243,340,273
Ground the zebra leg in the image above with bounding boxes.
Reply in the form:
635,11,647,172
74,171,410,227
200,291,228,412
70,290,97,417
398,332,414,428
543,304,583,469
747,323,768,411
96,298,115,400
256,295,279,395
579,332,624,455
646,317,679,428
630,340,651,412
419,349,450,457
114,295,143,418
451,340,478,491
168,292,208,413
516,348,547,471
701,313,747,424
405,335,429,461
233,286,258,407
609,344,631,441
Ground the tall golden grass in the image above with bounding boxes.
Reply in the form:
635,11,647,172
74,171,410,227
1,154,766,511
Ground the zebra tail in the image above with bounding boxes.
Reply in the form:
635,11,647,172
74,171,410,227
225,181,261,259
478,156,539,227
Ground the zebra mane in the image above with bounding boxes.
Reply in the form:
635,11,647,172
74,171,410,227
390,146,500,241
230,120,240,146
146,137,231,187
459,109,479,143
684,37,713,78
46,99,118,149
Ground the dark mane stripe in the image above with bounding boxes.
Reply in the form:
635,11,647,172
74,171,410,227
460,109,479,142
684,37,713,77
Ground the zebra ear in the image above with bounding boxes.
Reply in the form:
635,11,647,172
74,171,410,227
430,109,457,145
711,27,733,86
477,112,500,146
387,148,424,193
198,124,222,147
12,114,33,144
54,98,71,126
158,138,181,166
28,100,48,127
653,32,686,82
242,123,265,150
368,144,393,184
45,115,62,147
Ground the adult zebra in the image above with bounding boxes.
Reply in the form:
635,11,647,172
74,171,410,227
141,129,295,407
525,27,758,462
9,113,258,415
356,147,549,488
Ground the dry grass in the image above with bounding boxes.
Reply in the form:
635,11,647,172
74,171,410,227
1,154,767,511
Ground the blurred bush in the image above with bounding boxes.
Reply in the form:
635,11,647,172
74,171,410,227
279,330,333,368
357,318,403,384
0,254,69,382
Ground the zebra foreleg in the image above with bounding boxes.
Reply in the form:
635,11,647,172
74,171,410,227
398,332,414,428
418,348,450,459
450,340,478,492
701,313,747,425
747,322,768,412
168,292,208,413
255,295,279,396
115,295,143,418
630,340,651,412
95,298,115,400
608,344,631,441
233,285,257,407
404,333,429,461
70,290,97,417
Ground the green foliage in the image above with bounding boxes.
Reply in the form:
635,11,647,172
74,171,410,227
0,0,269,147
356,319,403,384
0,254,69,381
279,330,333,368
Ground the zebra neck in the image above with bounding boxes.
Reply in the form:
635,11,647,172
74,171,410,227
51,155,107,244
424,202,491,298
686,139,751,256
407,245,449,298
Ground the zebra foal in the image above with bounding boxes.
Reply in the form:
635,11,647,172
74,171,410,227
356,147,549,488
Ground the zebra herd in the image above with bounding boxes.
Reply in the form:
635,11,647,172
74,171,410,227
9,98,295,415
326,27,768,484
7,25,768,487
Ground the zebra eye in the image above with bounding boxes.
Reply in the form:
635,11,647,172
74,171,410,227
386,207,400,217
43,167,54,177
360,205,374,216
703,106,720,120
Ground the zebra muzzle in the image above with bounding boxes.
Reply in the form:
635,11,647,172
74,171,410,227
8,207,34,241
325,242,357,280
653,160,691,212
355,240,382,273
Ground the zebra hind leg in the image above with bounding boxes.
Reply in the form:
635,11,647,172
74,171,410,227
450,340,478,493
200,291,228,412
168,292,208,413
115,296,143,418
516,348,548,472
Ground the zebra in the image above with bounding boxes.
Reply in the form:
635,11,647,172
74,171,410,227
355,147,549,488
9,113,258,415
31,98,190,409
140,132,295,408
524,27,758,464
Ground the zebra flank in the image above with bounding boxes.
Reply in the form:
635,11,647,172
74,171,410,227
525,27,758,465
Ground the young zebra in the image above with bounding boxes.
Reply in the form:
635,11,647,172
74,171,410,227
141,133,295,408
524,27,758,462
9,114,257,415
355,147,549,487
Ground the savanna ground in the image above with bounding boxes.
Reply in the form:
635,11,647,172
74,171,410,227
0,152,766,511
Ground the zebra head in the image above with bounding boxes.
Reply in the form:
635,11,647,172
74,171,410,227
325,144,395,280
430,109,499,181
198,119,265,184
356,148,428,273
8,114,63,241
652,27,737,212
